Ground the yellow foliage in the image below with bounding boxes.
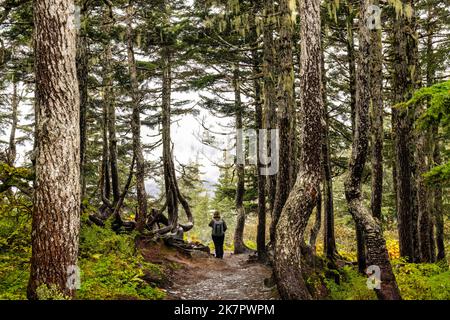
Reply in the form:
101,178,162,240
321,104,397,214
386,239,400,259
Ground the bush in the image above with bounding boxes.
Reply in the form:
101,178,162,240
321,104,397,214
392,259,450,300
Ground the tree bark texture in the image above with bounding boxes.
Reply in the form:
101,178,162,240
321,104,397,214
28,0,81,299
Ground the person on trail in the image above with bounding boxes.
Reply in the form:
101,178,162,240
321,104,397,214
209,210,227,259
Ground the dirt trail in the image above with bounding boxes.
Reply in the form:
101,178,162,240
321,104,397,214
165,252,279,300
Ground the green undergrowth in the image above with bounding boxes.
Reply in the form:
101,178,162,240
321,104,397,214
76,219,166,300
325,259,450,300
0,205,167,300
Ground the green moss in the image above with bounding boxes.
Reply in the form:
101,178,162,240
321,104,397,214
0,214,167,300
324,266,377,300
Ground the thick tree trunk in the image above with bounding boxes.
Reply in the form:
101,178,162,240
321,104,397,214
28,0,81,299
233,63,249,254
392,0,419,262
127,3,147,232
273,0,323,299
269,0,295,244
344,0,401,300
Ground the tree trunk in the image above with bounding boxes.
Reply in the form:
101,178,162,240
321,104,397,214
101,90,111,204
262,0,277,217
269,0,295,244
369,0,384,221
76,2,88,201
321,21,337,261
346,7,357,135
273,0,323,299
233,63,249,254
8,80,18,166
425,6,441,262
346,6,366,271
344,0,401,300
309,190,322,253
433,134,445,261
162,45,178,228
160,40,194,233
127,3,147,232
253,29,266,260
392,0,419,262
28,0,81,299
103,4,120,205
416,129,433,262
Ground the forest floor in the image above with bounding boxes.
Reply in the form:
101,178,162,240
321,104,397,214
139,241,278,300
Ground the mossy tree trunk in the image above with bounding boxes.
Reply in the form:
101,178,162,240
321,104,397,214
273,0,323,299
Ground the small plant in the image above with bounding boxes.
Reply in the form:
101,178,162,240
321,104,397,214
36,284,69,300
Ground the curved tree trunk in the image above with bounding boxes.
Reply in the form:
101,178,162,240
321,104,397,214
273,0,323,300
160,39,193,234
344,0,401,300
28,0,81,299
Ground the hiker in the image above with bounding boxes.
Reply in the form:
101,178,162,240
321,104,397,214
209,210,227,259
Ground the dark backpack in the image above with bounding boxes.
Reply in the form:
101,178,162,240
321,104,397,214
212,220,224,237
